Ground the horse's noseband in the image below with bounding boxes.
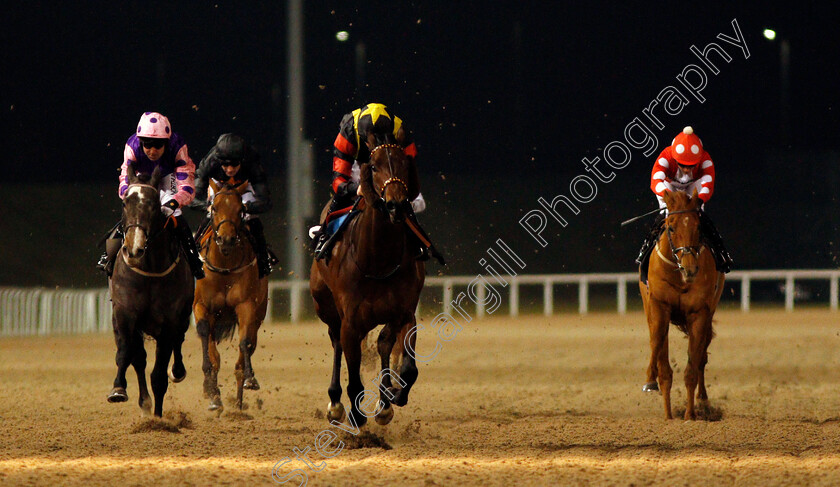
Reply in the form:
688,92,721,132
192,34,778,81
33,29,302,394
367,143,409,212
664,208,703,272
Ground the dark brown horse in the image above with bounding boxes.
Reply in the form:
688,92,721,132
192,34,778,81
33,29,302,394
193,179,268,411
310,136,425,428
107,166,194,417
639,190,725,420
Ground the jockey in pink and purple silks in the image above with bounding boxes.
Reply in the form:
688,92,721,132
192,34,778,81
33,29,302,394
98,112,205,279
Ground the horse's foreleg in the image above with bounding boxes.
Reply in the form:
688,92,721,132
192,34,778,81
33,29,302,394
150,338,173,417
196,310,222,411
108,315,133,403
684,312,711,420
389,315,419,408
341,323,367,428
130,332,152,415
372,323,399,425
697,325,713,405
167,308,189,384
326,325,345,423
648,303,673,419
234,302,257,410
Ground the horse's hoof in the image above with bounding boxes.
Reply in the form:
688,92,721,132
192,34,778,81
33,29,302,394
326,402,346,423
642,381,659,392
208,395,223,412
375,404,394,425
243,377,260,390
168,364,186,383
107,387,128,403
139,396,152,416
387,387,408,407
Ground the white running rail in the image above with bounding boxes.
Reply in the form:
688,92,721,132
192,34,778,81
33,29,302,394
2,269,839,335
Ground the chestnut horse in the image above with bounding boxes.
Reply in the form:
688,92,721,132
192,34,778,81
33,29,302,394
193,179,268,411
107,167,194,417
639,190,725,420
310,136,424,428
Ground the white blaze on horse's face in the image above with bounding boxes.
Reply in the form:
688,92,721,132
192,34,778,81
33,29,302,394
125,186,153,258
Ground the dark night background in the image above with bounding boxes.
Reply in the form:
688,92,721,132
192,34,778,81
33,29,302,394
1,2,839,288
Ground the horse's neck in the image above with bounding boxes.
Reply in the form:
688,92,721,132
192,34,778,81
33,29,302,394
144,224,178,271
353,206,407,267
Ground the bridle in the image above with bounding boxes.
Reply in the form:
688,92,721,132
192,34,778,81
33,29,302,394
121,183,179,276
658,208,705,272
202,187,255,274
368,143,408,210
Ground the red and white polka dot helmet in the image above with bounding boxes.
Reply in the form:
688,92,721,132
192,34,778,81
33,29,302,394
670,126,703,165
136,112,171,139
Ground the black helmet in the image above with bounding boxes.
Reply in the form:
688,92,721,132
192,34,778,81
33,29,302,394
216,133,246,162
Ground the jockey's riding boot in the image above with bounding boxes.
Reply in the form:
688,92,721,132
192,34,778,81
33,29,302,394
699,211,733,273
636,213,666,266
246,218,272,278
175,216,205,279
313,194,345,254
97,223,123,276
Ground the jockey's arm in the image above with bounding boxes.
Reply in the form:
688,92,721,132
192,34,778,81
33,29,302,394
118,144,137,199
171,145,197,208
245,160,273,214
695,156,715,203
189,151,214,210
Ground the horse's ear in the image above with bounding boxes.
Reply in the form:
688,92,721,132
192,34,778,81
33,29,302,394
662,190,673,208
691,188,703,209
394,126,406,145
209,179,220,194
149,166,162,188
365,132,377,151
127,164,138,184
234,180,250,196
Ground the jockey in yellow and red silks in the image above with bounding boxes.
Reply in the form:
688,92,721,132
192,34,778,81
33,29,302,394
637,126,733,274
311,103,433,260
330,103,420,209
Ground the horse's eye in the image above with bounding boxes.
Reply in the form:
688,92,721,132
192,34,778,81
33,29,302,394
371,165,378,172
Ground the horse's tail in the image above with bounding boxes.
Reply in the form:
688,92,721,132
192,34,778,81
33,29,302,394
213,311,238,343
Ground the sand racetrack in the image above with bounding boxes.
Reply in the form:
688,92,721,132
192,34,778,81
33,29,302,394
1,309,839,486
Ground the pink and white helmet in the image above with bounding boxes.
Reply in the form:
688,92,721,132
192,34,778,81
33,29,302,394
136,112,171,139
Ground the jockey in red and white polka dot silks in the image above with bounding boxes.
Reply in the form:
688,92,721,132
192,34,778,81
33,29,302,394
118,112,197,215
650,126,714,210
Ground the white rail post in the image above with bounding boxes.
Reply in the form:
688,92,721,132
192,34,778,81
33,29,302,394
265,284,274,324
290,282,302,323
741,275,750,312
510,279,519,317
831,274,839,311
543,278,553,316
785,274,794,311
443,279,453,316
476,282,486,319
617,276,627,314
579,277,589,315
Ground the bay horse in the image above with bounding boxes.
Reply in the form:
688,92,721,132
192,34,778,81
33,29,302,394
193,179,268,411
107,166,194,417
639,190,725,420
310,134,425,428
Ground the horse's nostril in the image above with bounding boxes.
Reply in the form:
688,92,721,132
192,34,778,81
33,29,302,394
386,201,397,212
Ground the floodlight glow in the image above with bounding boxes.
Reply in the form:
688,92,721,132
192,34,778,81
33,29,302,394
336,31,349,42
763,29,776,41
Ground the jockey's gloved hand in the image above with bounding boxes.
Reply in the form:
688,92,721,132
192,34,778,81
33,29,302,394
161,200,178,218
243,202,252,214
411,193,427,214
